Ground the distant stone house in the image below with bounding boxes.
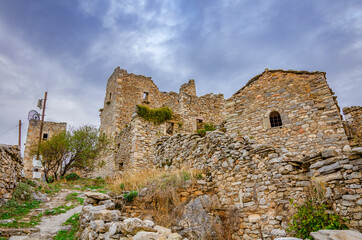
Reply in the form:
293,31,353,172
95,67,360,177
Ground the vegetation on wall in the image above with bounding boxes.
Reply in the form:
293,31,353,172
136,105,173,124
197,123,215,137
287,181,348,239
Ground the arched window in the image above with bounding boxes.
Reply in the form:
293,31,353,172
270,111,282,127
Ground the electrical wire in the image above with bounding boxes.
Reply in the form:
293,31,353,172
0,125,18,138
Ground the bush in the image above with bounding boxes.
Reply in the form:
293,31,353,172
197,123,215,137
123,191,138,202
65,173,80,181
12,183,33,201
136,105,173,124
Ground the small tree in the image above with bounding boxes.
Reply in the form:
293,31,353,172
36,125,107,182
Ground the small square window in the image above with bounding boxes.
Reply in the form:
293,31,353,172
196,119,203,130
143,92,149,102
42,133,48,140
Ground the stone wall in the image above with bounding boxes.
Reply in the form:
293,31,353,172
0,145,23,204
225,70,349,159
23,120,67,179
154,131,361,238
343,106,362,147
99,67,225,138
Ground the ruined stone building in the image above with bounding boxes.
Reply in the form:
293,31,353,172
97,67,360,176
95,67,362,235
23,120,66,179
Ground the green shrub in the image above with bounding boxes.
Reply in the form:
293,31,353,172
124,191,138,202
136,105,172,124
197,123,215,137
12,183,33,201
287,199,348,239
47,176,54,183
26,180,36,187
65,173,80,181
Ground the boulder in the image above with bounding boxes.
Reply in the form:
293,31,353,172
119,218,156,235
177,195,215,239
85,192,111,200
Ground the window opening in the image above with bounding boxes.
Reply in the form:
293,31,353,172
196,119,203,130
42,133,48,140
270,111,283,127
166,122,174,135
109,92,112,100
143,92,149,102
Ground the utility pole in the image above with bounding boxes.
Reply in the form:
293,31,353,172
18,120,21,151
37,91,47,158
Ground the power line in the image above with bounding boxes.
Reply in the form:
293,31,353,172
0,125,18,138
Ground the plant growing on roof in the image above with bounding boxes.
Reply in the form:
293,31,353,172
136,105,173,124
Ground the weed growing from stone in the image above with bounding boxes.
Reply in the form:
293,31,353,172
44,205,76,216
65,193,84,205
123,191,138,202
54,213,80,240
136,105,173,124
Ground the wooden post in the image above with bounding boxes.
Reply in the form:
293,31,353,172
18,120,21,150
37,91,47,158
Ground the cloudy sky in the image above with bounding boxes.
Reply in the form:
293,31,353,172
0,0,361,149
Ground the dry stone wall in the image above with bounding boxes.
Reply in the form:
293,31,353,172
0,144,23,204
225,70,349,159
154,131,362,239
343,106,362,147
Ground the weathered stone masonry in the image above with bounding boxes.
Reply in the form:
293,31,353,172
225,70,349,158
154,132,362,238
97,67,225,175
95,68,361,237
343,106,362,147
0,145,23,204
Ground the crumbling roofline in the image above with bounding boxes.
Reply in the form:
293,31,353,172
232,69,326,97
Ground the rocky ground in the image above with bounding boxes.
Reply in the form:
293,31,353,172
3,188,84,240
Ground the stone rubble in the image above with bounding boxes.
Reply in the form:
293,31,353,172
79,193,183,240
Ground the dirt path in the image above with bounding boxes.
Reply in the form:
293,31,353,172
8,189,84,240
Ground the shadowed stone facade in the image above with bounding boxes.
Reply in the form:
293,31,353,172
23,120,67,179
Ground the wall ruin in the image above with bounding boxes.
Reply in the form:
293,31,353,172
99,67,225,138
0,145,23,204
343,106,362,147
154,131,362,238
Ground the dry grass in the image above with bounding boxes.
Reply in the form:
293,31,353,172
107,167,201,194
107,168,202,227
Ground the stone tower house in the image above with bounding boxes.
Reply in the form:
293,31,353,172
23,120,66,179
